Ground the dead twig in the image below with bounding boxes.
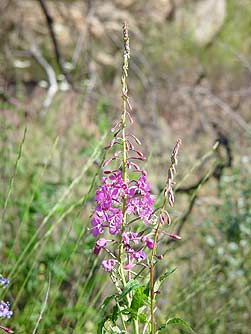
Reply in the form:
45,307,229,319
30,45,58,108
37,0,73,87
194,86,251,136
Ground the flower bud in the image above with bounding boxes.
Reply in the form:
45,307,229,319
167,233,181,240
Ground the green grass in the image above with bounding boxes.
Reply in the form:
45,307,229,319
0,98,110,332
2,104,250,333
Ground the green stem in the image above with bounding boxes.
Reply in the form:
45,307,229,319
149,198,167,334
117,22,139,334
150,264,155,334
133,317,139,334
117,302,128,332
118,95,128,266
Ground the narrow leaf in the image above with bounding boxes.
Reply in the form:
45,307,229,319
119,280,140,300
155,268,177,292
159,268,177,282
101,294,116,310
158,317,194,332
111,304,119,323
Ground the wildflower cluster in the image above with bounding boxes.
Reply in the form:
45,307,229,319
89,22,182,334
0,275,13,333
91,168,156,271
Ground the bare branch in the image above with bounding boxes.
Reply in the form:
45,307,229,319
195,86,251,135
30,45,58,108
37,0,73,87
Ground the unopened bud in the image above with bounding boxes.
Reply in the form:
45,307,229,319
167,233,181,240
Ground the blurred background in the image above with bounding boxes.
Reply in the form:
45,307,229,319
0,0,251,333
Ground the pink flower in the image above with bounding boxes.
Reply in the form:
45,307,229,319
133,250,146,262
109,209,123,235
102,259,117,272
142,236,155,249
90,131,157,271
122,232,139,245
123,263,135,270
93,238,107,255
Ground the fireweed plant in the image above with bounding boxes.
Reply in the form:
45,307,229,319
90,23,187,334
0,275,13,333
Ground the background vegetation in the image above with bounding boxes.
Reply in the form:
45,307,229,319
1,0,251,333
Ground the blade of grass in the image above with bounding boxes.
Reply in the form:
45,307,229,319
1,127,27,225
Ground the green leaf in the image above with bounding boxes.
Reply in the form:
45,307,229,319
159,268,177,282
144,282,150,296
101,294,116,310
119,280,140,300
131,286,148,312
111,304,119,323
158,317,195,332
155,268,177,292
138,313,148,324
97,317,108,334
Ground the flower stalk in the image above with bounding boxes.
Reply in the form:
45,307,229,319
90,22,182,334
149,139,181,334
120,22,139,334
